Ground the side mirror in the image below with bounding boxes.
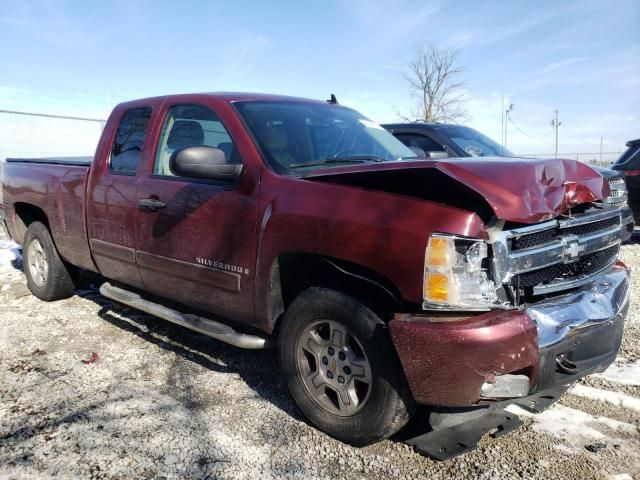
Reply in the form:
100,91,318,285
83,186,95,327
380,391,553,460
170,146,243,182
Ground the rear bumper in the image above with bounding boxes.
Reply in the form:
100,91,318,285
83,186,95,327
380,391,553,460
390,263,630,406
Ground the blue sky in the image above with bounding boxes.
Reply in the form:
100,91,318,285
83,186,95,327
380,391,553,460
0,0,638,155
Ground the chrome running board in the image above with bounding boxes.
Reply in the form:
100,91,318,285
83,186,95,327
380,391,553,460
99,282,274,349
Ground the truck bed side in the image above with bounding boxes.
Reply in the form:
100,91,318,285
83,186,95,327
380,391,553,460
2,159,97,272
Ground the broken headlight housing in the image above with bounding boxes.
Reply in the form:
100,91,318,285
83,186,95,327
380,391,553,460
423,234,500,311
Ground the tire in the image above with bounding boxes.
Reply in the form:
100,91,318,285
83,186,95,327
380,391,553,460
23,221,77,301
279,287,414,446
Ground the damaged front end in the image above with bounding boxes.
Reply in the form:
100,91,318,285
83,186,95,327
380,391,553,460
390,260,629,406
307,157,629,406
390,204,630,407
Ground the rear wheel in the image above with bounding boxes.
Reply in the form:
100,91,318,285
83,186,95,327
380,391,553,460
279,287,414,445
23,221,77,301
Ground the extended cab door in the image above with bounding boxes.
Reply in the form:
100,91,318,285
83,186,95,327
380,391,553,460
86,101,161,288
134,102,260,326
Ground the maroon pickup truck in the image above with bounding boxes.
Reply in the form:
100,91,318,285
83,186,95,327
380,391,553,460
0,93,630,458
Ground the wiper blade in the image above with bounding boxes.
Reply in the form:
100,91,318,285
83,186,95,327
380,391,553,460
289,155,385,169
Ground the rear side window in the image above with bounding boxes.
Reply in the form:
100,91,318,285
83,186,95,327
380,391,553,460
110,107,152,174
395,133,445,153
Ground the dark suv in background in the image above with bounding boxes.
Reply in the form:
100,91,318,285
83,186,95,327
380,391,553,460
612,139,640,224
384,123,635,241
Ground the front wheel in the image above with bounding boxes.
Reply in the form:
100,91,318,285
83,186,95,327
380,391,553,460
279,287,414,445
23,221,77,301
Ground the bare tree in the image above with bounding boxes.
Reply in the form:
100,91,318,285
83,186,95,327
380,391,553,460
396,45,469,124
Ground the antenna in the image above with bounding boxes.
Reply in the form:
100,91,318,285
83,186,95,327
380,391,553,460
327,94,338,104
504,103,514,150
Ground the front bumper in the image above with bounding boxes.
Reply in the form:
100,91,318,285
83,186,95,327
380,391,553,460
389,263,630,406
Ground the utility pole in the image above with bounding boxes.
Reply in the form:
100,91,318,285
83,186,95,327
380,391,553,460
501,94,505,154
504,103,514,150
600,136,603,164
551,109,561,158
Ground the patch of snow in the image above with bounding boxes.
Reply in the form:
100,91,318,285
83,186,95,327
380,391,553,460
570,384,640,413
0,240,21,272
594,361,640,386
506,404,637,442
607,474,633,480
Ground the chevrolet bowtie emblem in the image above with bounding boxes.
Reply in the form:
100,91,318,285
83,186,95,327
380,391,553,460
331,359,337,373
562,235,585,260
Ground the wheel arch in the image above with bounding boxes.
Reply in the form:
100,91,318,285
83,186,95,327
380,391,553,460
12,202,50,244
266,251,407,333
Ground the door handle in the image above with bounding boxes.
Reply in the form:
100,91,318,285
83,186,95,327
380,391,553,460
138,198,166,211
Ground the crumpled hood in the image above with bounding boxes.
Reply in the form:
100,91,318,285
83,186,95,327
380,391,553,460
303,157,609,224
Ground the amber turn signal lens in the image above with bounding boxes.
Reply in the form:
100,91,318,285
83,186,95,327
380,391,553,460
428,237,450,266
426,272,448,301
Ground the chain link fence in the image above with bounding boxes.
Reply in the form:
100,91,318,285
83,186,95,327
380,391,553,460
519,151,623,168
0,110,105,161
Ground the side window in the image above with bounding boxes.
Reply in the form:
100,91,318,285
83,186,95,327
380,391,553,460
395,133,445,153
154,104,240,177
110,107,152,174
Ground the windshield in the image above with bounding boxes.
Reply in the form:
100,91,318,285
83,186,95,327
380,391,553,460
435,125,513,157
234,101,417,173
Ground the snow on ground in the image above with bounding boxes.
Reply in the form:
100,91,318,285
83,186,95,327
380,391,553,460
595,360,640,386
0,239,21,270
570,384,640,413
506,403,637,443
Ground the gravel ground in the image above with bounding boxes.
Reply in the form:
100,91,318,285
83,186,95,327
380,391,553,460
1,231,639,480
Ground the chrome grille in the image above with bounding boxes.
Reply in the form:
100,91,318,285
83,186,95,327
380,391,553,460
511,244,619,288
606,178,628,207
492,207,622,296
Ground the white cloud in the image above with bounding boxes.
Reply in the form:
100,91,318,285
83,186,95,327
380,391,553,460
341,0,442,36
226,32,272,77
0,0,101,47
541,57,587,73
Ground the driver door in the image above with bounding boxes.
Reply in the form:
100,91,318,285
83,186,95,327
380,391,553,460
135,102,259,325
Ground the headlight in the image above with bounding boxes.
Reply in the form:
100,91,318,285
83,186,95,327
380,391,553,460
423,234,500,311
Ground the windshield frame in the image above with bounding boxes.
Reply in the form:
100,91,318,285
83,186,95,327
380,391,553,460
232,100,418,175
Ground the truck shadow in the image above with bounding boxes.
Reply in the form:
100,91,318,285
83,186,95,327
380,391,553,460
75,286,301,421
84,289,434,445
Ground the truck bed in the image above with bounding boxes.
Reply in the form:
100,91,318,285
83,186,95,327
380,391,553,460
1,158,96,272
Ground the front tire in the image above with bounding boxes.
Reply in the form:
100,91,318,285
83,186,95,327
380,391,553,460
279,287,414,445
23,221,77,301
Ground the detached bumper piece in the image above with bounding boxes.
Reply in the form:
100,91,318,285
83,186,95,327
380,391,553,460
402,384,570,461
404,408,522,461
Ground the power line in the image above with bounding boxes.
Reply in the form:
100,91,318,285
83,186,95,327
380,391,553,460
507,115,553,140
0,109,104,123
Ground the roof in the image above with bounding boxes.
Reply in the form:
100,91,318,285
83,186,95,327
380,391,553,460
116,92,332,109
